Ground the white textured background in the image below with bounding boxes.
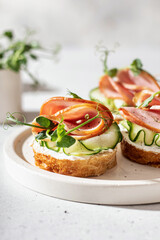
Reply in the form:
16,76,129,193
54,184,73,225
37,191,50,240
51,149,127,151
0,0,160,47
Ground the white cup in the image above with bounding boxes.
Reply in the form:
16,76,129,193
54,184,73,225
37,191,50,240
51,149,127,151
0,70,21,123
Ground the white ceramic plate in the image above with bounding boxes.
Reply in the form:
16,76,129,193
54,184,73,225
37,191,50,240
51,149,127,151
3,127,160,205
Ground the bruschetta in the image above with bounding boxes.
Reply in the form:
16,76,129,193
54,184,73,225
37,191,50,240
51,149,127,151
90,59,160,116
32,97,122,177
119,91,160,167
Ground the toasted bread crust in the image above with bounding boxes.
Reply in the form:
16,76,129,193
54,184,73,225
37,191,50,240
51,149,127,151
121,138,160,167
33,148,117,177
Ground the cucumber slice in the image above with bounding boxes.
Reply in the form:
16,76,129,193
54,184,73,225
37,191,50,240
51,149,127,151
39,123,122,156
89,87,127,111
81,122,122,151
121,120,160,146
89,87,115,110
44,141,60,152
120,120,130,131
114,99,127,109
63,140,99,156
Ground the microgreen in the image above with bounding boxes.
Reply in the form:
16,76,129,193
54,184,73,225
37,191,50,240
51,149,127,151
35,131,47,140
108,68,118,77
67,89,82,99
56,135,76,148
36,116,55,128
3,112,58,130
50,113,104,148
130,58,143,76
95,42,119,77
0,29,61,87
4,109,111,148
138,91,160,108
51,129,58,141
65,113,101,135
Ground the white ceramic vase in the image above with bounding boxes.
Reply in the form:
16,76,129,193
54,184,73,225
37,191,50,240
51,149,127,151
0,70,21,123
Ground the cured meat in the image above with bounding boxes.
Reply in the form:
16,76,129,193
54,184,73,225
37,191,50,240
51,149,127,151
133,90,160,107
99,75,122,99
119,107,160,133
99,68,160,105
118,69,160,92
33,97,113,140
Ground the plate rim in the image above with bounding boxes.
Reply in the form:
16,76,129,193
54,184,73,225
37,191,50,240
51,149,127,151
3,126,160,187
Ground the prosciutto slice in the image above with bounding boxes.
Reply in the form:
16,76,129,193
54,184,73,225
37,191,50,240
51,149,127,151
99,69,160,106
33,97,113,140
119,107,160,133
118,69,160,92
133,90,160,107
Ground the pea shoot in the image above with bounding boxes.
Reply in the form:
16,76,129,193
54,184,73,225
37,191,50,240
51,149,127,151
4,110,110,148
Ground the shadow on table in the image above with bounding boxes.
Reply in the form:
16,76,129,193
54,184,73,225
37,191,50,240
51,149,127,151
111,203,160,211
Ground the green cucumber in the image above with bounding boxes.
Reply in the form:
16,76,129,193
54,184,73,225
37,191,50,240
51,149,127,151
44,141,60,152
39,123,122,156
81,122,122,151
121,120,160,146
120,120,130,131
89,87,115,110
63,140,99,156
114,99,127,109
89,87,127,110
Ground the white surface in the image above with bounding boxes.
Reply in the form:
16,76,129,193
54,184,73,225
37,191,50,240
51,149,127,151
4,127,160,205
2,48,160,239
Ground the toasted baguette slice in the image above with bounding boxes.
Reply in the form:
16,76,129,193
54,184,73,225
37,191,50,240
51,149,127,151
32,143,117,177
121,132,160,167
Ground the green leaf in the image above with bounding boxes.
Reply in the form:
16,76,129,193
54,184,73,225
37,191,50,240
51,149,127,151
67,90,82,99
30,54,38,60
108,68,118,77
3,31,14,40
4,112,55,130
57,123,66,139
51,129,58,141
6,57,21,72
36,116,54,128
18,55,27,65
139,91,160,108
130,58,143,76
56,135,76,148
0,62,4,69
0,52,4,59
131,58,143,69
23,44,32,52
35,131,47,140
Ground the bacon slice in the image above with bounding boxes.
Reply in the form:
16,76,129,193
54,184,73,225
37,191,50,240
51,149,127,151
33,97,113,140
99,68,160,106
119,107,160,133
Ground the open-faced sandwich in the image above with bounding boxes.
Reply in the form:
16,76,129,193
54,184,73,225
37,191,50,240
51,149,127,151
30,96,122,177
119,91,160,167
90,53,160,118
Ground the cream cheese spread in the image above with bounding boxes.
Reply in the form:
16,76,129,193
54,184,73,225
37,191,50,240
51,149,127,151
32,140,114,161
122,131,160,153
